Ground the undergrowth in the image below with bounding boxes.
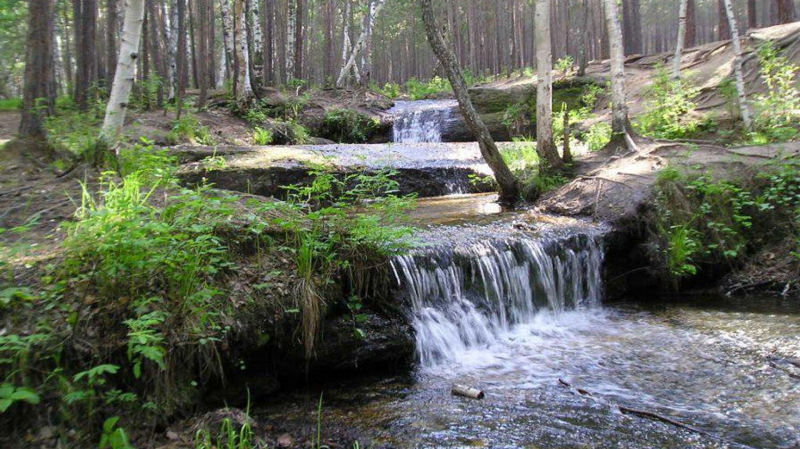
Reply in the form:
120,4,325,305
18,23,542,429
651,158,800,286
319,109,382,143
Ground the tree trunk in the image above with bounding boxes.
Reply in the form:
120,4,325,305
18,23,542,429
195,0,209,108
106,0,118,84
419,0,519,205
723,0,752,129
286,0,296,80
101,0,146,146
686,0,696,47
74,0,98,111
339,0,359,86
535,0,563,170
234,0,253,105
674,0,688,79
294,0,305,80
221,0,236,89
176,0,187,119
777,0,796,24
747,0,757,30
603,0,631,136
718,0,731,41
263,0,274,86
324,0,335,85
362,0,376,85
337,0,387,88
577,0,590,76
20,0,55,140
167,0,178,101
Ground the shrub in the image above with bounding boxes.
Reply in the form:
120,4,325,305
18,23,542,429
405,77,452,100
635,66,705,139
582,122,612,152
168,114,214,145
253,127,273,145
750,42,800,143
320,108,380,144
0,98,22,111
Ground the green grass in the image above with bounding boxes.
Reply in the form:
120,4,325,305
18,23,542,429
0,98,22,111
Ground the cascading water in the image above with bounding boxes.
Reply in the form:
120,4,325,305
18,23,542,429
391,230,604,368
390,100,459,143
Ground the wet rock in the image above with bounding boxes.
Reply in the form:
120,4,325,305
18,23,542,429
277,433,294,447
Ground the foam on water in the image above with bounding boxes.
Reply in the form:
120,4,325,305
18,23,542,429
390,100,459,143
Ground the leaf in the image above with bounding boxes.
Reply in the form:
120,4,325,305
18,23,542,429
10,388,39,405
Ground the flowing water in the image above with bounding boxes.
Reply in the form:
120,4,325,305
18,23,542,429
254,101,800,448
390,100,460,143
256,200,800,448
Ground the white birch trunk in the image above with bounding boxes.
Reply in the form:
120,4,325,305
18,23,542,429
221,0,235,86
217,44,227,88
167,0,178,100
336,0,387,88
101,0,146,146
603,0,630,135
535,0,557,163
723,0,752,129
234,0,252,102
252,0,263,64
674,0,688,79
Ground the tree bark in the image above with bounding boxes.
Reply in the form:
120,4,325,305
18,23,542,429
777,0,796,24
748,0,757,30
221,0,236,88
577,0,590,77
294,0,305,80
603,0,631,136
195,0,209,108
20,0,55,140
535,0,563,170
176,0,187,119
723,0,752,129
234,0,253,105
419,0,519,205
718,0,731,41
74,0,98,111
101,0,146,146
674,0,688,79
106,0,118,84
337,0,387,88
686,0,696,47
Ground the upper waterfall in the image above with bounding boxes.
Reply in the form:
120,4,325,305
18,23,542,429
389,100,459,143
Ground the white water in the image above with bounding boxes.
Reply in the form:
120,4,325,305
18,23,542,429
391,232,604,369
390,100,459,143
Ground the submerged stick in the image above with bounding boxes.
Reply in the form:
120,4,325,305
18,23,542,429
451,384,485,400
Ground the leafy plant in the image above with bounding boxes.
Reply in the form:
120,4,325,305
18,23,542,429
320,108,380,143
253,126,274,145
582,122,612,152
405,77,452,100
555,56,576,75
635,66,705,139
169,114,214,145
0,383,40,413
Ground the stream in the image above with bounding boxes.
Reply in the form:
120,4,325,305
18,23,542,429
254,102,800,448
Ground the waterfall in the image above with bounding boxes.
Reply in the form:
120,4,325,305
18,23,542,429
390,100,459,143
391,232,604,368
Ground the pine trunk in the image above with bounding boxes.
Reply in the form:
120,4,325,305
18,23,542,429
106,0,118,83
535,0,563,170
718,0,731,41
294,0,305,80
604,0,631,135
777,0,796,24
674,0,688,79
101,0,146,146
419,0,519,205
20,0,55,140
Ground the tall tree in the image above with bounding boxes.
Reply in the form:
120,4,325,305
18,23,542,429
294,0,305,80
176,0,187,118
195,0,210,108
747,0,757,30
723,0,752,129
337,0,387,88
106,0,118,84
101,0,146,146
534,0,563,170
674,0,689,79
19,0,55,140
777,0,796,24
604,0,631,136
233,0,253,106
686,0,697,47
74,0,98,111
419,0,519,204
718,0,731,40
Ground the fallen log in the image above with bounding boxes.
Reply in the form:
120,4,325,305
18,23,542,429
451,384,485,400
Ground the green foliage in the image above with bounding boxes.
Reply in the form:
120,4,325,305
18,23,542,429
194,417,255,449
653,160,800,284
117,137,178,182
502,138,540,172
99,416,134,449
555,56,576,75
583,122,612,152
0,383,40,412
253,127,274,145
46,111,101,156
320,108,381,143
405,77,452,100
747,43,800,143
635,66,706,139
168,114,214,145
0,97,22,111
372,81,401,100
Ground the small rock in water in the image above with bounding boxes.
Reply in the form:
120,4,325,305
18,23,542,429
512,220,535,231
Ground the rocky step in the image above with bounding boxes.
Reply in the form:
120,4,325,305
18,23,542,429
175,143,501,199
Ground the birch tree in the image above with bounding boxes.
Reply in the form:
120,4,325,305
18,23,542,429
419,0,519,205
603,0,632,137
339,0,360,85
337,0,387,88
233,0,253,106
100,0,146,146
674,0,689,79
723,0,752,129
220,0,235,87
534,0,563,170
